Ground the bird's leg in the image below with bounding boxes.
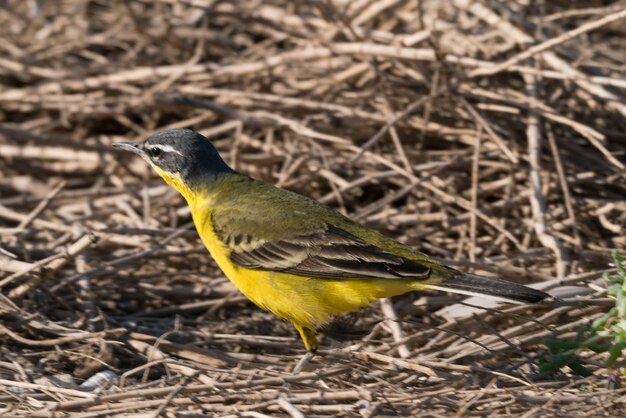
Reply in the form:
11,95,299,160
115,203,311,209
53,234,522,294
292,324,317,374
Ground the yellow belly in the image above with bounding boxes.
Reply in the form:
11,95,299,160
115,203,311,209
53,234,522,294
190,205,415,329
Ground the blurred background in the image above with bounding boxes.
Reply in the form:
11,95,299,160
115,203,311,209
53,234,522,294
1,1,625,416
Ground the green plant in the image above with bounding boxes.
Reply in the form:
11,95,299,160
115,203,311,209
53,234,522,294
539,250,626,377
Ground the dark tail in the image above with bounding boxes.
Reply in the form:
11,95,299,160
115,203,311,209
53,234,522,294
429,272,550,303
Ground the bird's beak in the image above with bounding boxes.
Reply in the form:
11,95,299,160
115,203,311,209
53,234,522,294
112,141,145,157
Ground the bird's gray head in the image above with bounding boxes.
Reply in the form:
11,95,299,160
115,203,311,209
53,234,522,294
112,128,234,192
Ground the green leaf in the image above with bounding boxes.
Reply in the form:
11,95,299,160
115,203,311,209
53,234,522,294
539,353,575,374
592,312,613,331
568,361,593,377
606,343,626,368
541,250,626,376
588,342,612,353
543,338,583,351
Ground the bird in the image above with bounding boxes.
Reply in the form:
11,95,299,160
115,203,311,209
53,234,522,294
113,128,549,371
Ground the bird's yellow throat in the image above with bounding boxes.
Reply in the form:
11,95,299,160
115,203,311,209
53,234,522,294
151,164,197,204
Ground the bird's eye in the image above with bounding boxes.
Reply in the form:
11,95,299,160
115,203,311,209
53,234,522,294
149,147,162,159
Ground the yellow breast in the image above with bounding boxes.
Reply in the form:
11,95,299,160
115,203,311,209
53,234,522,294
187,196,415,330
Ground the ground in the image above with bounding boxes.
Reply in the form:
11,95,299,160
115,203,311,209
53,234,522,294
1,1,625,416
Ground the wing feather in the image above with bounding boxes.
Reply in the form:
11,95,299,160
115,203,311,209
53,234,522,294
226,224,431,280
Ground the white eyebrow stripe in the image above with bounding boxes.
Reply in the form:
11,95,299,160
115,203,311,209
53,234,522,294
146,144,183,156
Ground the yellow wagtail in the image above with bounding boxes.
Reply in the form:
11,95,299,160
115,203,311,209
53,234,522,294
113,129,549,368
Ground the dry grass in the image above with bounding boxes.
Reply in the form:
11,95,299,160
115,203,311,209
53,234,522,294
1,0,625,416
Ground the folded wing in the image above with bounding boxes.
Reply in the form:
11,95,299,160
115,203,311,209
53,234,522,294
224,223,431,280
